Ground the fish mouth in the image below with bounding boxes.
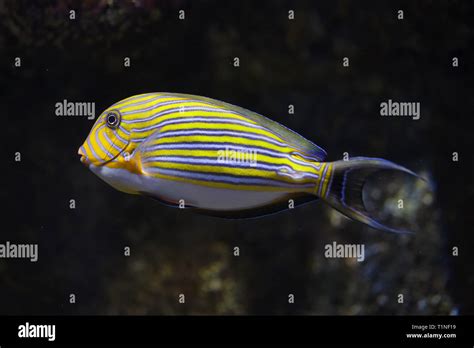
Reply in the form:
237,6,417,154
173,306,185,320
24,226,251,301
77,137,130,166
78,147,90,166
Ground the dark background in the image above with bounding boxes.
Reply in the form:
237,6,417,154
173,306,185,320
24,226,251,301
1,0,473,315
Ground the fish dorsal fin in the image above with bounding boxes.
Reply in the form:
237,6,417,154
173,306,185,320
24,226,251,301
160,93,328,161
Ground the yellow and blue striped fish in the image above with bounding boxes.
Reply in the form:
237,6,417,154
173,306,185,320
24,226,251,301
78,93,421,233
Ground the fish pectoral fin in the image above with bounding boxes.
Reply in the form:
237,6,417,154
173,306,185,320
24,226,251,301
133,128,165,176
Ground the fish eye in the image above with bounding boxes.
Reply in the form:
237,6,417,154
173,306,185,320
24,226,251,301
105,110,121,129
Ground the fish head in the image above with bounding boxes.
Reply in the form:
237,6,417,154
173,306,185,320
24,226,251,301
78,108,133,167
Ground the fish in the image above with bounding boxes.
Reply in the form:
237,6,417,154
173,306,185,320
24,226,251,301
78,92,423,233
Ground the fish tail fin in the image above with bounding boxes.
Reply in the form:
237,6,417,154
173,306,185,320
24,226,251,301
320,157,424,234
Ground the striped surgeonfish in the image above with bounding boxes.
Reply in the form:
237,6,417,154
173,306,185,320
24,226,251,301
78,93,423,233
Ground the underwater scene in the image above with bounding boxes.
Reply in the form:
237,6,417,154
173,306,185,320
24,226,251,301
1,0,473,321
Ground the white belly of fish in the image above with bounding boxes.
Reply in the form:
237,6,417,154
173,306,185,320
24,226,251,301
89,165,292,211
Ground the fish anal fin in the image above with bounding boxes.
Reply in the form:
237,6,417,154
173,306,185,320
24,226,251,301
139,191,198,209
194,194,318,219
